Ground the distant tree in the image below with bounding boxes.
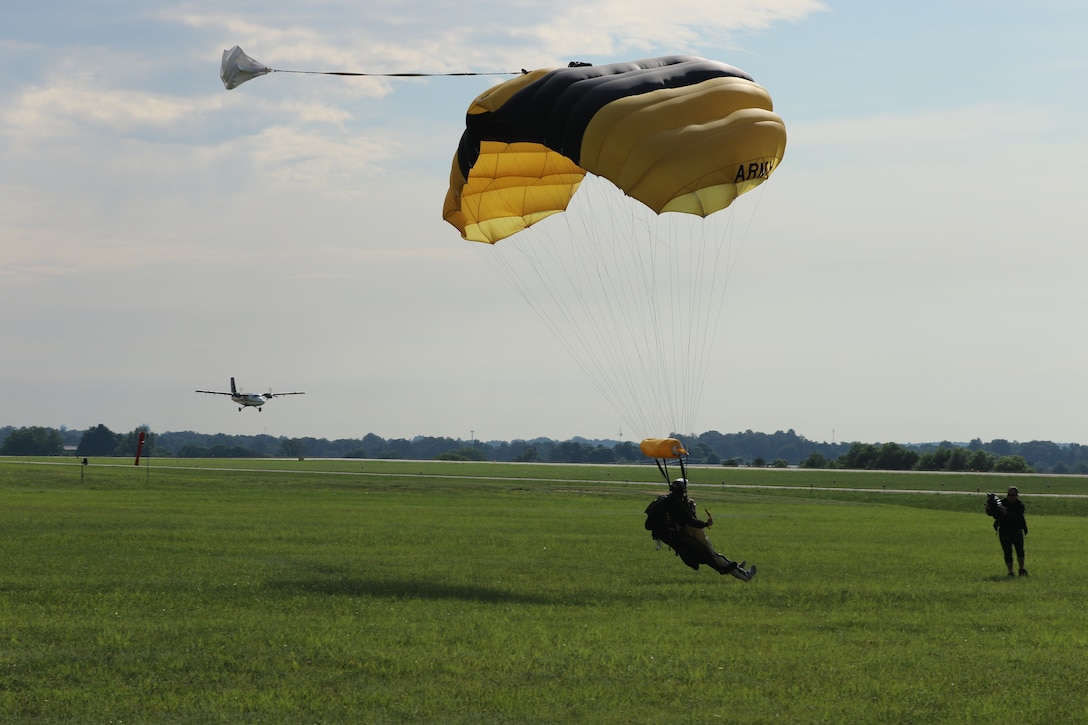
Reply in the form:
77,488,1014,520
1017,440,1062,470
771,459,789,468
916,447,952,472
399,436,444,459
551,440,588,463
512,445,540,463
690,442,714,463
435,447,486,461
77,424,120,456
917,445,972,472
584,445,617,464
612,441,641,461
58,426,82,447
839,443,878,470
361,433,386,451
278,439,307,458
994,455,1032,473
695,428,829,466
745,431,774,462
207,444,257,458
875,442,918,471
946,446,971,472
800,452,828,469
386,439,413,458
967,449,995,472
0,426,63,456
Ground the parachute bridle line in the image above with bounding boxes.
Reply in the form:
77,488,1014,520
267,69,519,79
220,46,520,91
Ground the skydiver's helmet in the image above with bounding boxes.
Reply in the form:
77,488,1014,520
670,478,688,497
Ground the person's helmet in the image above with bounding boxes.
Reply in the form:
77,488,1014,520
670,478,688,496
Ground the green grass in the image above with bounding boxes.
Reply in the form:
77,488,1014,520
1,459,1087,723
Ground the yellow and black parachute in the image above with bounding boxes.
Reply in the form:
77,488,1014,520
443,56,786,243
444,56,786,439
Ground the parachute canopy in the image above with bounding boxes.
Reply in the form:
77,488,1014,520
443,56,787,243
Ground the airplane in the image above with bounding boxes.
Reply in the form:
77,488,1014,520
195,377,305,412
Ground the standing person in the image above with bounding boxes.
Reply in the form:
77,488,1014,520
645,478,756,581
994,486,1029,577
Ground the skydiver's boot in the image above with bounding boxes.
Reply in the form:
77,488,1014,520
730,563,757,582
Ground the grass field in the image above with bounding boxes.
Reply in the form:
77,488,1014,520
1,458,1086,723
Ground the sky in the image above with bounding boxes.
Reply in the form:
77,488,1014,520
2,1,1086,446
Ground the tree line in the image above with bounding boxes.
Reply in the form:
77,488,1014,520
4,424,1088,474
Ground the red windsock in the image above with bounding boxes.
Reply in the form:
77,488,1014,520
135,431,147,466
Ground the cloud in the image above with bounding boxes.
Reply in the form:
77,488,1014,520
507,0,825,56
168,0,827,72
2,80,190,139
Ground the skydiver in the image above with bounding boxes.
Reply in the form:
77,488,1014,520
645,478,756,581
991,486,1029,577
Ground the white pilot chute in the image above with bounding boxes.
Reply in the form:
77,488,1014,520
220,46,273,89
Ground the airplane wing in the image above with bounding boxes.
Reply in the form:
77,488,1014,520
195,390,233,396
265,391,305,398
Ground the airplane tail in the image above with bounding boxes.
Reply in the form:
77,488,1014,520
230,377,238,395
